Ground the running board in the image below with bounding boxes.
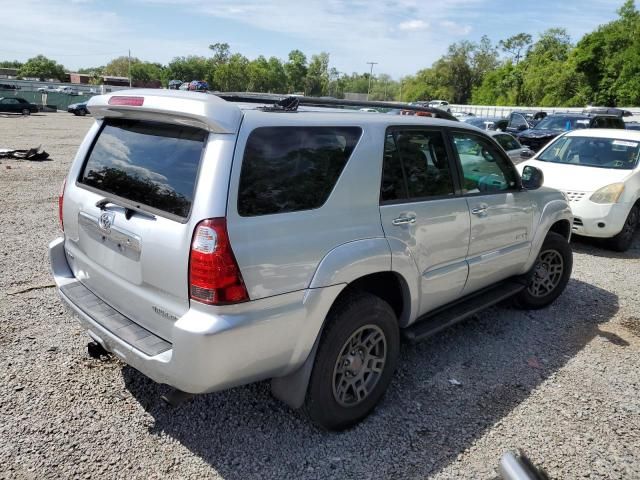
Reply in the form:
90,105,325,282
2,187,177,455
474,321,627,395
403,281,525,344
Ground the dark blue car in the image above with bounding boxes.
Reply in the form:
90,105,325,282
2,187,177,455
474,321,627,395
67,102,89,116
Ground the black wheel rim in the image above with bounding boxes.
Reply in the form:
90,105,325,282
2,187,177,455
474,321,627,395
528,249,564,298
332,325,387,407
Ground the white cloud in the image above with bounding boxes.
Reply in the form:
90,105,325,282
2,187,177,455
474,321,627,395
399,20,429,31
440,20,473,36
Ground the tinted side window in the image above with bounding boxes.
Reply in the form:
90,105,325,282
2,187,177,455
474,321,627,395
452,132,518,194
238,127,361,216
381,129,455,202
509,114,527,129
495,134,520,151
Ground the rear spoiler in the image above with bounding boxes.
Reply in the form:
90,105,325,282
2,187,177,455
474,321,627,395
87,89,243,134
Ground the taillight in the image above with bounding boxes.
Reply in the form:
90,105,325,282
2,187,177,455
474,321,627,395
189,218,249,305
108,96,144,106
58,177,66,231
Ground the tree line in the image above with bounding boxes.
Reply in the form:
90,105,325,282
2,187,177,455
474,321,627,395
2,0,638,107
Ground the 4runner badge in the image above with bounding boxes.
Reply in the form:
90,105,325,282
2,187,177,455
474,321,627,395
98,212,115,233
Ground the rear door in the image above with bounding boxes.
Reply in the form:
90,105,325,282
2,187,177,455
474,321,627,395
450,130,534,294
63,118,215,341
379,127,471,316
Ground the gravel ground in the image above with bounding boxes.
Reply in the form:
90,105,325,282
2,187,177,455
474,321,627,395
1,112,639,479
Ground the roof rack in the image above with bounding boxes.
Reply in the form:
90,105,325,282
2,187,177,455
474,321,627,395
215,92,459,121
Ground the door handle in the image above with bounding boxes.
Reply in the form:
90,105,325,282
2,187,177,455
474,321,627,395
392,215,416,226
471,205,488,216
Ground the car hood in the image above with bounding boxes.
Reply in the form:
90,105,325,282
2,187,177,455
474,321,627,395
519,129,561,139
518,159,632,192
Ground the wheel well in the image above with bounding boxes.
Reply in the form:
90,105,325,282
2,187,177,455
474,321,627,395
549,219,571,240
333,272,406,323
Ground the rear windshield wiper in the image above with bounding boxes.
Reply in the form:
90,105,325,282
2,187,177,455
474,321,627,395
95,198,156,221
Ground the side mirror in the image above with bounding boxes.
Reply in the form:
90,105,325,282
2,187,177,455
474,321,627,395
517,124,527,132
520,149,534,159
521,165,544,190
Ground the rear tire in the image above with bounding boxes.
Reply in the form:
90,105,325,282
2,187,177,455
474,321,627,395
514,232,572,310
304,292,399,430
21,108,30,116
606,205,638,252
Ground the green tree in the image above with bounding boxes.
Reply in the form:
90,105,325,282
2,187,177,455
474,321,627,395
0,60,23,69
266,57,287,93
104,56,141,77
247,56,270,92
17,55,66,81
499,33,533,64
165,56,210,82
214,53,249,91
285,49,308,93
305,52,330,96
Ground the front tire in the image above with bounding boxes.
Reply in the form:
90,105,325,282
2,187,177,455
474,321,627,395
304,292,400,430
514,232,572,309
21,108,30,116
606,205,638,252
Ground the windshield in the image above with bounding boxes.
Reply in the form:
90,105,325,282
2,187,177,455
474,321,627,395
538,136,640,170
534,116,590,132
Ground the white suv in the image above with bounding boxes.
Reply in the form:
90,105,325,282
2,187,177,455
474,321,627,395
50,90,572,429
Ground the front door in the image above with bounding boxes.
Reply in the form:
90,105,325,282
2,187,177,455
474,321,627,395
450,131,534,295
379,127,471,316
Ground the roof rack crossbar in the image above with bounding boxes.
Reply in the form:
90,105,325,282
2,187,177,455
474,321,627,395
215,93,459,121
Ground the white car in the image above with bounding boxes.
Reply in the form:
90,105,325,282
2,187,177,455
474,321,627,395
36,86,57,93
427,100,451,113
518,129,640,251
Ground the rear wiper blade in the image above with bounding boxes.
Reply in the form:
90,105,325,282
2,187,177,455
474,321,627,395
95,198,156,221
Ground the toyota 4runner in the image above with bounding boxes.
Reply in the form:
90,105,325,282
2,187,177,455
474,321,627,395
50,90,573,430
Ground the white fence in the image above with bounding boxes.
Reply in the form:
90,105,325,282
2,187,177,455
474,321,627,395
450,104,640,120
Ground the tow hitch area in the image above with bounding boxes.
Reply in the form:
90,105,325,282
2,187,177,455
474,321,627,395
161,389,194,407
87,341,110,359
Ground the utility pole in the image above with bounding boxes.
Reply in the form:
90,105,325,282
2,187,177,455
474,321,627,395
128,49,132,88
366,61,377,101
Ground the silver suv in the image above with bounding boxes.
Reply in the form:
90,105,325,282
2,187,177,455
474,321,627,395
50,90,573,430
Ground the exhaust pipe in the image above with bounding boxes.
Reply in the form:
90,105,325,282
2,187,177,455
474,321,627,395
161,389,194,407
87,341,110,359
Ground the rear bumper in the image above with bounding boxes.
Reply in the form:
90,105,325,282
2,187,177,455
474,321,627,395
570,202,631,238
49,237,342,394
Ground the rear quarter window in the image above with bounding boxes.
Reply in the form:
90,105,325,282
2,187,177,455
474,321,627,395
238,126,362,216
79,119,207,219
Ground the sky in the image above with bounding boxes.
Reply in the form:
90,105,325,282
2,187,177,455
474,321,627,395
1,0,629,78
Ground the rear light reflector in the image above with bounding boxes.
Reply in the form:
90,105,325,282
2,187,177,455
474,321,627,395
189,218,249,305
108,96,144,106
58,177,66,231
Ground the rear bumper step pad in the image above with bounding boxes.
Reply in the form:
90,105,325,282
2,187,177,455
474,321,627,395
60,282,171,356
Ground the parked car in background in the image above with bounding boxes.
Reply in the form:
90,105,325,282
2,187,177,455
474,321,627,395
188,80,209,91
518,129,640,251
490,131,534,164
0,83,20,91
50,89,571,431
505,111,547,135
37,86,58,93
427,100,451,113
626,122,640,131
168,80,183,90
517,113,626,152
465,116,509,131
0,97,38,115
57,86,79,95
67,102,89,116
359,107,379,113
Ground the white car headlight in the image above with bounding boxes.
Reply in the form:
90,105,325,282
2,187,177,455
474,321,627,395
589,183,625,204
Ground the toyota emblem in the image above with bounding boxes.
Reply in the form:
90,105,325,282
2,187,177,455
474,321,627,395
98,212,114,233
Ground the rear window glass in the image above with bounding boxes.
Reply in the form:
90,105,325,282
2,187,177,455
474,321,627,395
79,119,207,218
238,126,362,216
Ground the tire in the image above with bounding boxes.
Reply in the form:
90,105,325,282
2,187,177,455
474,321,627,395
514,232,572,310
21,108,30,116
79,109,87,116
304,292,400,430
606,205,638,252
